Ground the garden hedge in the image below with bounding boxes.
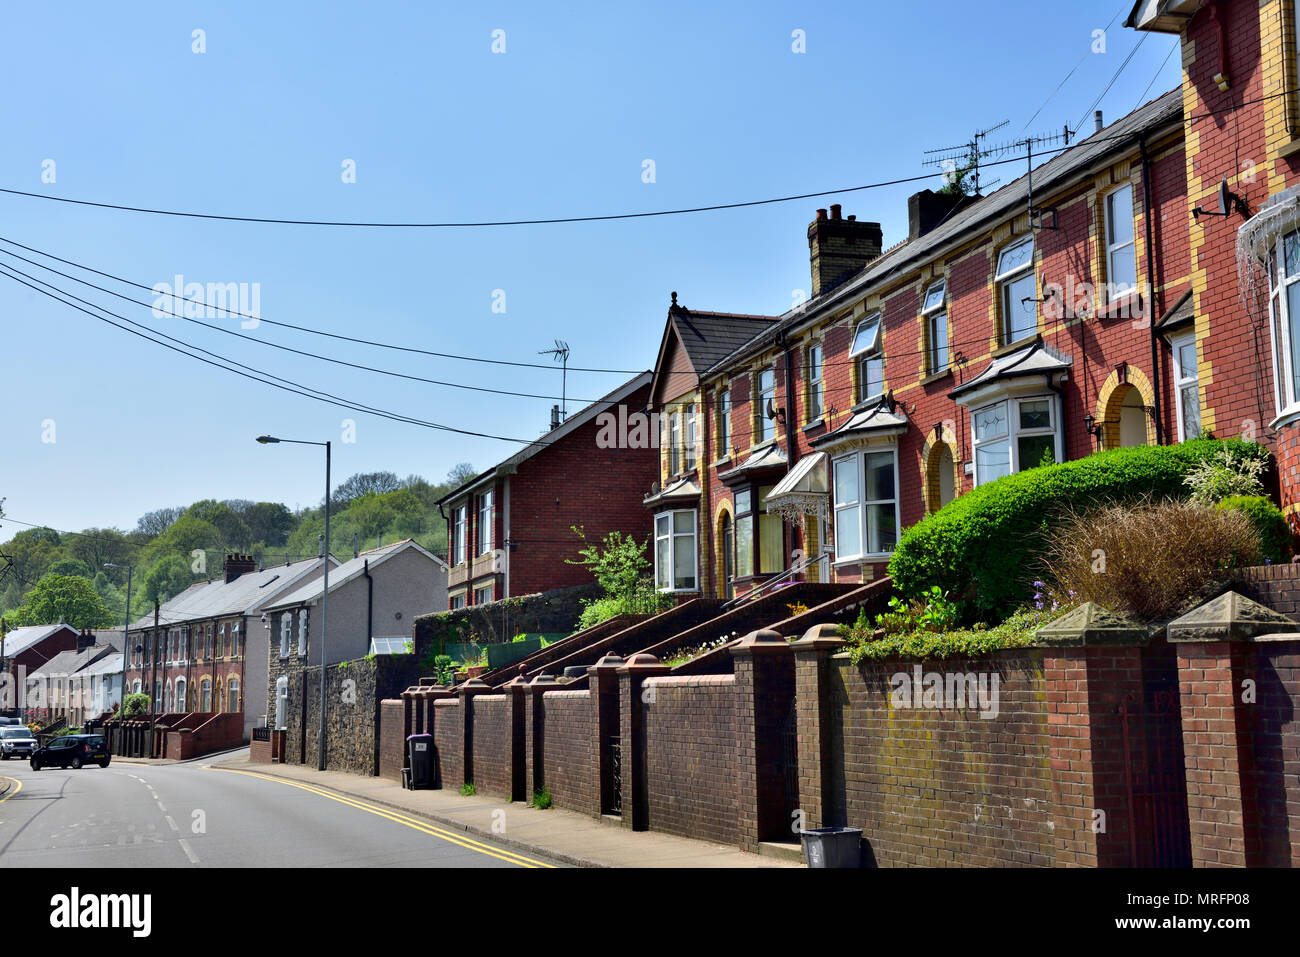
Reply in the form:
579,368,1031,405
1217,494,1292,563
887,439,1270,621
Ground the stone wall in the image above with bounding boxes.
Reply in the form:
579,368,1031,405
414,582,601,649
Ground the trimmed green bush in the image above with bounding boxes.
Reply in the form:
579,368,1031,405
1217,494,1292,563
888,439,1270,622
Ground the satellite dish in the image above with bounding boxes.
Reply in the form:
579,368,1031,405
1219,177,1231,216
765,397,777,420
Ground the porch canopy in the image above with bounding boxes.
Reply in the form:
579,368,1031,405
763,451,828,525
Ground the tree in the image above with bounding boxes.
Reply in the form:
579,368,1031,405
331,471,402,508
151,514,221,556
67,527,131,578
446,463,477,486
347,493,397,541
242,502,295,546
3,527,63,587
185,500,253,549
135,506,184,538
47,558,91,578
10,573,116,629
142,555,194,605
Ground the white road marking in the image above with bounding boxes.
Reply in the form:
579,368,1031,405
178,839,199,864
165,816,179,832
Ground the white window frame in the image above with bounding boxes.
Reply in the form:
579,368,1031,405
922,280,948,374
669,409,682,474
449,593,466,610
850,312,884,401
716,388,732,458
756,368,777,444
279,612,292,658
971,395,1061,486
684,403,697,470
175,677,187,713
477,490,493,555
297,609,308,656
831,448,901,563
1105,184,1138,300
228,678,240,714
1268,229,1300,420
996,237,1038,345
654,509,698,593
807,343,824,421
474,584,493,604
1171,331,1201,441
453,506,467,565
274,676,288,730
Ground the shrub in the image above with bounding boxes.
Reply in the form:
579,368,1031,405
1041,499,1260,621
532,786,553,810
460,782,476,796
873,586,960,636
888,439,1267,621
1216,495,1292,563
1184,445,1267,504
122,692,150,717
839,606,1061,661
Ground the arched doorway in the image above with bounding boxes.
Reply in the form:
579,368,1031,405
924,436,960,513
719,513,734,599
1118,386,1148,448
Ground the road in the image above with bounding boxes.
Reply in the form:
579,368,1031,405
0,751,562,868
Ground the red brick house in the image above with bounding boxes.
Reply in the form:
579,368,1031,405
0,623,80,715
438,372,657,608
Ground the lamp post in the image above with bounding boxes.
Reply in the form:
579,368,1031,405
104,564,132,721
258,434,330,771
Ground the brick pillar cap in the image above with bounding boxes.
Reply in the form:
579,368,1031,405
1167,589,1299,643
730,628,793,656
458,677,492,696
529,672,561,687
619,652,670,673
790,623,846,649
589,653,626,670
1032,602,1151,647
504,676,530,689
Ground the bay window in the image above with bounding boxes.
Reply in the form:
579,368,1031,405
1171,332,1201,440
850,313,884,401
922,280,948,374
972,396,1058,484
997,237,1038,344
832,449,899,562
654,510,698,592
1268,229,1300,417
1105,185,1137,299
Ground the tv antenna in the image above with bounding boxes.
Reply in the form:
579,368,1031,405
922,120,1009,197
974,126,1075,229
539,339,571,422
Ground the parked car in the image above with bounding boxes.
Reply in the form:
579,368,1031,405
0,716,22,727
29,734,111,770
0,726,38,760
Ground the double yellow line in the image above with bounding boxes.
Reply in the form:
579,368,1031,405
0,777,19,805
205,767,554,868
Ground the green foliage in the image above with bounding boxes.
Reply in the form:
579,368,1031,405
122,692,150,717
9,573,116,628
1184,445,1268,504
1216,495,1292,564
839,606,1063,662
532,786,553,810
873,586,960,636
142,555,194,605
460,782,476,796
569,526,672,630
889,439,1268,622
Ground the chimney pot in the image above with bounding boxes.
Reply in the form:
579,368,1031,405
829,203,842,220
815,208,828,221
1094,110,1104,133
807,210,882,296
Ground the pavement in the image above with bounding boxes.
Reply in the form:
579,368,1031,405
211,754,802,869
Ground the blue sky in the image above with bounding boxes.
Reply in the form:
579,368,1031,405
0,1,1180,534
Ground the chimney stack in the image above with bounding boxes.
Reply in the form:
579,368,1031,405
223,553,257,583
807,208,882,296
907,189,975,241
1094,110,1104,134
550,404,561,430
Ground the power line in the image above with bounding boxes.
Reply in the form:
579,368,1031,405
0,235,639,375
1134,41,1180,112
0,242,602,404
1075,32,1149,134
1020,6,1127,134
0,264,556,446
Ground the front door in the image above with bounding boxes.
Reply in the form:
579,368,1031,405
721,514,734,599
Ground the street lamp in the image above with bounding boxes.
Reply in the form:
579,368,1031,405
257,434,331,771
104,563,132,721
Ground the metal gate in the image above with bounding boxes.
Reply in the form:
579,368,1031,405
1119,689,1192,868
606,736,622,814
778,705,799,827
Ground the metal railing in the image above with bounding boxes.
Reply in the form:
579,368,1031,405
720,551,827,611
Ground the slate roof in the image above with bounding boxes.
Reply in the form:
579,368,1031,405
26,644,117,680
128,556,334,630
264,539,442,610
0,624,77,658
948,339,1073,401
700,88,1185,378
670,306,780,373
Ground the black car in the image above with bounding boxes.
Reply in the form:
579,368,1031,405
29,734,111,770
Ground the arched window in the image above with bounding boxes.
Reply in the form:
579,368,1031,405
280,613,292,658
274,677,288,730
175,678,187,712
297,610,308,656
153,680,161,713
132,679,141,694
228,678,240,714
164,680,173,712
200,678,211,712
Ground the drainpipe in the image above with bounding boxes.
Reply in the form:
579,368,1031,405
777,330,798,577
701,382,713,596
1047,373,1067,463
1139,136,1165,444
363,559,374,648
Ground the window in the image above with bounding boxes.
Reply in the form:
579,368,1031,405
228,678,240,714
757,485,784,574
997,238,1038,344
449,593,466,610
807,344,824,421
297,610,308,656
132,679,141,694
850,313,884,401
972,396,1058,484
474,584,494,604
734,490,755,579
231,622,240,657
669,409,681,474
477,490,493,555
684,403,697,470
279,612,292,658
274,677,288,730
1172,332,1201,440
756,368,777,443
654,510,698,591
200,679,211,713
452,506,467,565
922,280,948,374
716,388,732,458
1105,185,1137,299
832,450,899,561
1268,229,1300,416
175,678,187,713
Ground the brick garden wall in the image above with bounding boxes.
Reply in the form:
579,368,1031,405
470,695,509,796
432,698,461,788
379,699,404,781
534,690,595,813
